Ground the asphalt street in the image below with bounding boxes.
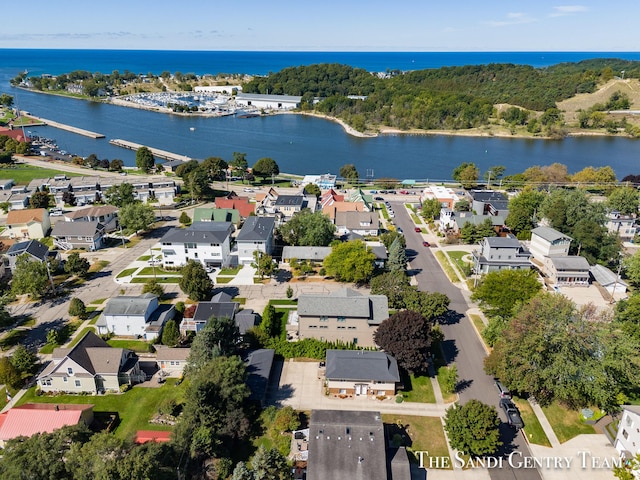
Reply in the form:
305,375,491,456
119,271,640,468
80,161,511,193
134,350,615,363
390,200,542,480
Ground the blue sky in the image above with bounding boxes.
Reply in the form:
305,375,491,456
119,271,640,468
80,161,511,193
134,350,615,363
1,0,638,51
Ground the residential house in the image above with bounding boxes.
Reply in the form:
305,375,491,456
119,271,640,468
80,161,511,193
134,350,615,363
0,404,94,448
301,174,337,190
256,188,317,222
439,208,506,235
51,220,106,251
215,191,255,218
347,189,373,211
470,190,509,217
544,256,591,287
319,188,344,208
236,216,276,265
334,211,380,236
5,239,53,273
282,246,332,263
296,288,389,347
161,159,187,173
155,346,190,377
235,308,259,335
152,187,176,205
472,235,532,274
529,226,572,262
614,405,640,460
37,331,145,394
95,294,175,340
68,176,100,205
606,211,638,241
419,185,463,209
245,348,275,406
192,207,240,225
5,208,51,239
160,221,234,268
324,349,400,397
179,291,238,334
0,179,14,190
63,205,119,232
590,264,628,296
7,192,30,210
322,201,365,223
307,410,410,480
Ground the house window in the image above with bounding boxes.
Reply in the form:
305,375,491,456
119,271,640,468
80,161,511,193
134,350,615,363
337,316,346,322
353,338,358,344
377,390,385,396
75,380,81,387
348,326,356,330
319,316,328,322
67,367,73,375
309,325,317,328
41,379,52,386
623,429,629,440
339,389,347,394
319,326,328,329
63,377,67,383
337,326,346,329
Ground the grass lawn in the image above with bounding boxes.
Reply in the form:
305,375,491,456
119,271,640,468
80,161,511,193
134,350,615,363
380,207,390,220
542,401,596,443
116,268,138,279
219,266,242,275
469,314,487,346
107,339,152,353
137,255,151,261
434,251,459,283
131,276,181,284
138,267,180,276
269,299,298,306
215,277,233,284
0,164,80,184
117,236,143,248
88,260,110,274
382,415,450,468
512,397,552,447
436,366,458,403
446,251,472,278
67,326,96,348
400,374,436,404
90,298,107,305
17,380,186,440
410,213,421,224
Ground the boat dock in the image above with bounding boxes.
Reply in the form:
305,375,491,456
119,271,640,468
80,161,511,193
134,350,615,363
110,139,192,162
25,114,105,138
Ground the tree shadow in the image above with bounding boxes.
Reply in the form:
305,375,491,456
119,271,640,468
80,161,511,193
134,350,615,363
438,310,463,325
216,286,240,298
406,267,423,277
455,378,473,394
439,339,459,365
274,269,292,283
495,422,522,457
23,318,67,349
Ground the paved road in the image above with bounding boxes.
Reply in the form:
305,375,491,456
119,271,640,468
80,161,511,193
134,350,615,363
391,201,542,480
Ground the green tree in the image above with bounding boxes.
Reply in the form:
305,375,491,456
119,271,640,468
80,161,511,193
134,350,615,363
187,315,240,373
421,198,442,221
119,202,156,234
179,260,213,301
0,356,22,389
471,269,542,318
252,157,280,181
387,236,407,272
444,400,502,456
373,310,433,373
109,158,124,171
607,186,640,216
454,199,471,212
201,156,228,181
303,183,321,198
624,250,640,288
64,251,90,278
380,231,406,250
186,167,209,201
439,364,458,395
0,93,13,107
161,319,180,347
46,329,60,346
10,344,37,375
142,279,164,298
324,240,376,284
505,187,545,237
104,182,135,207
11,254,50,299
231,152,249,181
232,462,254,480
484,165,506,185
460,218,496,244
402,289,450,321
175,159,200,179
370,270,410,309
261,304,279,338
252,251,275,280
452,162,479,188
251,446,292,480
279,209,336,246
68,297,88,319
339,164,359,183
135,146,155,173
29,190,50,209
179,211,191,225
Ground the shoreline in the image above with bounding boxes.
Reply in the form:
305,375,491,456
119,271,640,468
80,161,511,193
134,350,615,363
15,87,636,142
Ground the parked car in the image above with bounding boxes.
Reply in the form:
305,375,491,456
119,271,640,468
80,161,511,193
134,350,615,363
374,196,384,201
399,190,408,194
369,190,378,194
243,188,254,193
414,227,421,233
500,398,524,430
148,259,161,265
397,227,403,234
495,379,511,398
423,241,430,247
49,208,63,216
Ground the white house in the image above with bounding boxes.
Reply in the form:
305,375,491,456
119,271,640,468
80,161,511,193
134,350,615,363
472,235,532,274
529,226,572,262
160,222,234,268
615,406,640,461
334,211,380,237
95,294,175,340
606,211,638,241
236,216,275,265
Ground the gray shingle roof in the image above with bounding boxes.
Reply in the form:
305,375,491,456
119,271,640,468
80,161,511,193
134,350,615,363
282,246,332,260
532,226,572,243
298,288,388,325
325,350,400,382
6,239,49,260
237,216,275,242
485,236,522,248
103,294,156,316
52,220,103,237
155,345,191,362
245,348,275,404
161,222,233,244
193,301,238,322
550,256,590,270
471,190,507,202
274,195,304,207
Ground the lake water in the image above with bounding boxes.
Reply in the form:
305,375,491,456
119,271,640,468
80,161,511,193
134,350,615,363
1,49,639,180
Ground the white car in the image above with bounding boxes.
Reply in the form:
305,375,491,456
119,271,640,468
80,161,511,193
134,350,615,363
148,259,161,265
243,188,254,193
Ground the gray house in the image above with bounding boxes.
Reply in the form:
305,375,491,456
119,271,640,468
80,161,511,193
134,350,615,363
51,220,106,251
236,216,275,265
472,235,532,274
325,349,400,397
180,291,238,334
95,294,175,340
5,239,52,273
470,190,509,216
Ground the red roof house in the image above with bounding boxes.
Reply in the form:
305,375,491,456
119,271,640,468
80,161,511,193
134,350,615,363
0,403,94,446
215,191,255,218
0,126,31,143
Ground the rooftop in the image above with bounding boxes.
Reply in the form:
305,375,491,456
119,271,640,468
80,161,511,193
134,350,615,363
6,208,47,224
532,226,572,243
325,350,400,382
237,216,275,242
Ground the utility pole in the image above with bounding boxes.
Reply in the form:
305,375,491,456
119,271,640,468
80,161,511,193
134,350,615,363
610,254,623,303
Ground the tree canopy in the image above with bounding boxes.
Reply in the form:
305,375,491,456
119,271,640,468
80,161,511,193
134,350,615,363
323,240,376,284
104,182,135,207
64,251,90,278
443,400,502,457
179,260,213,301
119,202,156,234
187,316,240,372
279,209,336,246
471,269,542,318
11,254,50,298
252,157,279,180
135,146,155,173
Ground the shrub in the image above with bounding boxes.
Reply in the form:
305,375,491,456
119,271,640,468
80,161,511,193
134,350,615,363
286,286,293,299
68,297,88,320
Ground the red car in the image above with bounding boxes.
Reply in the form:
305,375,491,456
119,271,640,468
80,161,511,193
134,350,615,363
423,241,431,247
414,227,421,233
399,190,408,194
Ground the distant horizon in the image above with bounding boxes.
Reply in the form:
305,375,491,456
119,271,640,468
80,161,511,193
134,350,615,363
2,48,640,53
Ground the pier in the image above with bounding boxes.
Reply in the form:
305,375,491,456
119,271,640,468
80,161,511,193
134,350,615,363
25,114,105,138
109,139,192,162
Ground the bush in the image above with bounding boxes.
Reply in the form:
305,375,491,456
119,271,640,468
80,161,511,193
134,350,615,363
438,364,459,395
158,398,177,416
68,297,88,319
175,301,186,314
286,286,293,299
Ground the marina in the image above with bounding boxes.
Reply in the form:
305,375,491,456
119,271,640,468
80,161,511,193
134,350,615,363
109,139,192,162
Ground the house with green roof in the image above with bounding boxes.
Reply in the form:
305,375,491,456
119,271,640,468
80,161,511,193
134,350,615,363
192,207,240,225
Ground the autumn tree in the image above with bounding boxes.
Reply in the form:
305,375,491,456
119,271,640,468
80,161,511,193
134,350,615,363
373,310,434,373
452,162,479,188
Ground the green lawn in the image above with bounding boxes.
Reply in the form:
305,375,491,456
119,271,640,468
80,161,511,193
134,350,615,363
512,397,552,447
131,276,181,284
446,251,472,278
137,255,151,261
107,339,153,353
138,267,180,276
0,164,80,184
269,299,298,306
219,266,242,275
400,374,436,403
436,366,458,403
434,251,459,283
215,277,233,284
90,298,107,305
17,380,186,440
542,401,596,443
116,268,138,279
382,415,451,468
469,314,486,342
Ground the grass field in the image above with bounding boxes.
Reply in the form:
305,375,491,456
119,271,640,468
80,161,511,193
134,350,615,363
131,276,181,284
542,401,596,443
400,374,436,404
434,251,459,283
138,267,180,276
219,266,242,275
17,380,186,440
382,415,451,468
0,164,80,183
116,268,137,279
512,397,551,447
107,339,152,353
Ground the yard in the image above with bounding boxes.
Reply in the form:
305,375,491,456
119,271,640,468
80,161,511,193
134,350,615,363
446,251,472,278
107,338,153,353
17,379,186,440
399,373,436,404
0,164,80,183
434,251,459,283
512,397,551,446
382,415,450,468
542,401,596,443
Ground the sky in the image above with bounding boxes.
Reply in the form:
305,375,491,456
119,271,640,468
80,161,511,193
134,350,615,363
1,0,639,51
